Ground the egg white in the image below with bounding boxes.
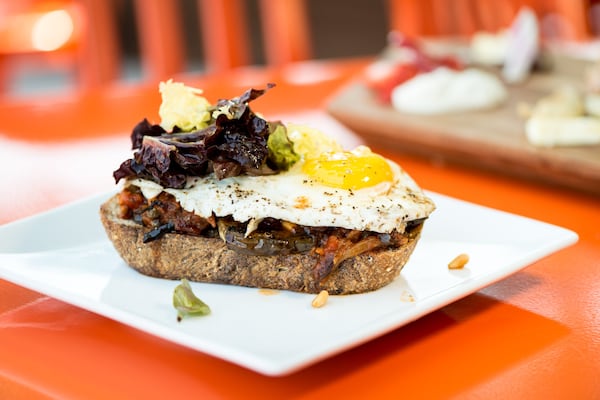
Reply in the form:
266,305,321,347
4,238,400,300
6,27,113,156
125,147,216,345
130,158,434,234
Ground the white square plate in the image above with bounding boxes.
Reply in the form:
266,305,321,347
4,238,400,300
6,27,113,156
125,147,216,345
0,191,577,375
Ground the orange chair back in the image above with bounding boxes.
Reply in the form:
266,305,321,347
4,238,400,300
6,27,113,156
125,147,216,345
133,0,312,82
387,0,592,41
0,0,312,95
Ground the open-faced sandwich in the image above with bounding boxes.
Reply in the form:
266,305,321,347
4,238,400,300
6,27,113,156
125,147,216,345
100,80,435,295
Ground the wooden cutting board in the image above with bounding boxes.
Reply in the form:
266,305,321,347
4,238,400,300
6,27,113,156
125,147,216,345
327,55,600,197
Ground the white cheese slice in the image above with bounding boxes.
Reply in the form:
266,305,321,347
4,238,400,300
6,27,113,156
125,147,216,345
525,116,600,147
584,93,600,117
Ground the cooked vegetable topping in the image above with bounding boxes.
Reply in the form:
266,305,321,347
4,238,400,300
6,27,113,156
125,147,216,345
216,217,315,256
143,221,175,243
119,187,424,283
173,279,211,321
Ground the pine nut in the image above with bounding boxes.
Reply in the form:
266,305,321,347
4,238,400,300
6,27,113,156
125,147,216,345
448,253,469,269
311,290,329,308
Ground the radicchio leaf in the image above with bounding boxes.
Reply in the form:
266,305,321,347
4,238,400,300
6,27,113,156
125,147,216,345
113,84,277,188
131,118,166,149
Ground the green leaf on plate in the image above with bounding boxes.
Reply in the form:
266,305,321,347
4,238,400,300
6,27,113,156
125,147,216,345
173,279,211,322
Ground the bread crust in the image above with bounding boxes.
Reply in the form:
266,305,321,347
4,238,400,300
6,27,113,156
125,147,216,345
100,194,422,294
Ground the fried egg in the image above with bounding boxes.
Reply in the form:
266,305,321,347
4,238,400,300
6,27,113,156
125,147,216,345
131,144,435,234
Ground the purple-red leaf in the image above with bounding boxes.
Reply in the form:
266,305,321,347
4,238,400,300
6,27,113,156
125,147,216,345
113,84,277,188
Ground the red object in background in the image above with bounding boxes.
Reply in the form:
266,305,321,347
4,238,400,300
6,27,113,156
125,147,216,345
364,33,463,103
365,62,420,103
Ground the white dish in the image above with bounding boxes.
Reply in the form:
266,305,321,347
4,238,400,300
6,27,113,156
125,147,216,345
0,191,577,376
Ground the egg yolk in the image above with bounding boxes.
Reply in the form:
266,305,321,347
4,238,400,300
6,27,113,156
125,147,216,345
302,147,394,190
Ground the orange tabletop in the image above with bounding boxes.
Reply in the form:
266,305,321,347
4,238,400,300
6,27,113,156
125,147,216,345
0,59,599,399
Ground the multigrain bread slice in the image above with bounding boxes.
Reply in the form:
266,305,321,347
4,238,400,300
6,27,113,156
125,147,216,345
100,194,422,294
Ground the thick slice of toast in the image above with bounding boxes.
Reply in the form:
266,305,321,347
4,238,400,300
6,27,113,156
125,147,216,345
100,194,422,294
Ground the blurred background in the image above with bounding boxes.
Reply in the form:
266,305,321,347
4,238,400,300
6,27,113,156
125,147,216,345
0,0,597,97
0,0,389,96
